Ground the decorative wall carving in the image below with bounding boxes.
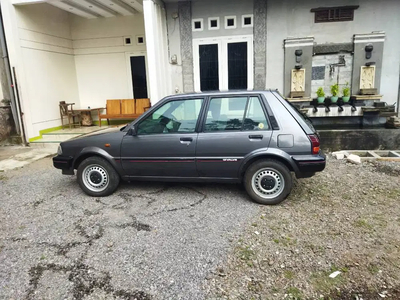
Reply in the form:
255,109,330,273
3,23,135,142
291,69,306,92
360,66,376,89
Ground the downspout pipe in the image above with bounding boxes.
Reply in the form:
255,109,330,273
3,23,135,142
0,6,22,137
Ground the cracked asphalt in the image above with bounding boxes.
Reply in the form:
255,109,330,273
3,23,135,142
0,157,259,299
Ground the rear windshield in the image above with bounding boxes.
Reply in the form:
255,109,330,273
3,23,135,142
271,91,316,133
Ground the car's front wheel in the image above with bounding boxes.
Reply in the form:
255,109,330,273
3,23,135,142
244,159,292,205
77,156,120,197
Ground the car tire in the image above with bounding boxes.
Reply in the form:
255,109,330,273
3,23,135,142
244,159,292,205
77,156,120,197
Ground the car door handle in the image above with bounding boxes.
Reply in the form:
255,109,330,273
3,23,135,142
180,137,193,142
180,137,193,146
249,135,263,140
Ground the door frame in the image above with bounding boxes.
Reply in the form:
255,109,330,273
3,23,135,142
193,35,254,92
125,51,150,99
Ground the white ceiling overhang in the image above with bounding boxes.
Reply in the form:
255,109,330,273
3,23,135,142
13,0,143,18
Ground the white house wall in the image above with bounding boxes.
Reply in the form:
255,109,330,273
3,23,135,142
15,3,80,136
70,14,146,109
266,0,400,104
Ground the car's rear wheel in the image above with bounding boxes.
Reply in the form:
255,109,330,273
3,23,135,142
77,156,120,197
244,159,292,205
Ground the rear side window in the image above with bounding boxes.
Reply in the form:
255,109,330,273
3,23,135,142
243,97,269,131
205,97,247,131
204,96,269,132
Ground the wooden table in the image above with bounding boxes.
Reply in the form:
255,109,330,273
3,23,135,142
75,107,104,126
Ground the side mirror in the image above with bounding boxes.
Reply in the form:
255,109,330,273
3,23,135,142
127,126,137,136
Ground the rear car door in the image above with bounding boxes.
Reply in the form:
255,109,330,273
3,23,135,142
121,97,204,177
196,95,273,178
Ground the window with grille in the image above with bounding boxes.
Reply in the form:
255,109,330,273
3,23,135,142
311,6,359,23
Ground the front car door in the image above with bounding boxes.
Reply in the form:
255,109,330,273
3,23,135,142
196,95,273,178
121,97,204,178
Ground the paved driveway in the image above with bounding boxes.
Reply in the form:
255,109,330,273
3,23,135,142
0,158,259,300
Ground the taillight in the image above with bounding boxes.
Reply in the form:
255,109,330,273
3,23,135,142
308,134,320,155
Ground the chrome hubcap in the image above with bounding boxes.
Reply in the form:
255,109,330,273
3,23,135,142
82,164,109,192
251,168,284,199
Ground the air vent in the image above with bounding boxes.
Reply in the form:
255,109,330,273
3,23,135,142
242,14,253,27
124,36,132,45
225,16,236,29
192,18,204,31
208,17,219,30
136,36,145,45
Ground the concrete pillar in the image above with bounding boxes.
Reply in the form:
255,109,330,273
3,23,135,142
283,37,314,98
178,1,193,93
352,32,385,95
253,0,267,90
143,0,171,104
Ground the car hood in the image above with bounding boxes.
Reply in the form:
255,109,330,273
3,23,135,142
70,127,122,140
60,127,126,152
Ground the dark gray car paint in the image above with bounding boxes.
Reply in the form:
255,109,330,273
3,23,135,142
57,90,323,182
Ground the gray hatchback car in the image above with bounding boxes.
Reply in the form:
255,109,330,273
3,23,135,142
53,90,325,205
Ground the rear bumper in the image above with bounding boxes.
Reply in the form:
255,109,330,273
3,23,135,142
53,155,74,175
292,153,326,178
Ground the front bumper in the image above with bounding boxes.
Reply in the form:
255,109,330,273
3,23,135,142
292,152,326,178
53,155,74,175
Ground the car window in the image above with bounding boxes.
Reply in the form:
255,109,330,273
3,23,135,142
204,97,247,132
243,97,270,131
137,98,203,135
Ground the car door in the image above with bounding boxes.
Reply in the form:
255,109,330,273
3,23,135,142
121,97,204,178
196,95,273,178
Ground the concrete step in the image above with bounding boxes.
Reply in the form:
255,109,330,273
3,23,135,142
29,142,59,152
39,133,81,142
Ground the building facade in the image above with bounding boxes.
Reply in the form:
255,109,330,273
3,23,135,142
1,0,400,140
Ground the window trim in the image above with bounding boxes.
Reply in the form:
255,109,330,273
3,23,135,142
135,97,205,135
310,6,359,23
200,94,271,133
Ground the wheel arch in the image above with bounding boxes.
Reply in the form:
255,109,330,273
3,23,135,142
239,152,299,180
73,147,120,173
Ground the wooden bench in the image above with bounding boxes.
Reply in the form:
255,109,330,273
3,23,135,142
99,99,150,127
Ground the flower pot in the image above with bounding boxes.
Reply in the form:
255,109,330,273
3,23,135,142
342,96,350,102
317,97,325,104
330,96,338,103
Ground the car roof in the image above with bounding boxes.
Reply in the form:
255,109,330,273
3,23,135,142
164,89,278,99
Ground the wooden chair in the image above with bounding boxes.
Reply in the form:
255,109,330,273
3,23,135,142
59,101,81,129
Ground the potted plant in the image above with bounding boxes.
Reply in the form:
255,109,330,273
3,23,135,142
342,83,350,102
316,87,325,103
330,83,339,103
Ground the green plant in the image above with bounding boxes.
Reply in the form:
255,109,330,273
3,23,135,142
342,83,350,97
330,83,339,97
316,87,325,98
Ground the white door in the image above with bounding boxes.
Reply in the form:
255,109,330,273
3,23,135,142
193,35,254,92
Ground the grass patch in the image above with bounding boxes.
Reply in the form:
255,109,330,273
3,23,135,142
272,236,297,247
310,266,348,294
284,270,295,280
305,243,326,254
0,174,7,181
237,245,255,267
286,286,303,299
354,218,373,231
367,263,380,275
387,189,400,200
